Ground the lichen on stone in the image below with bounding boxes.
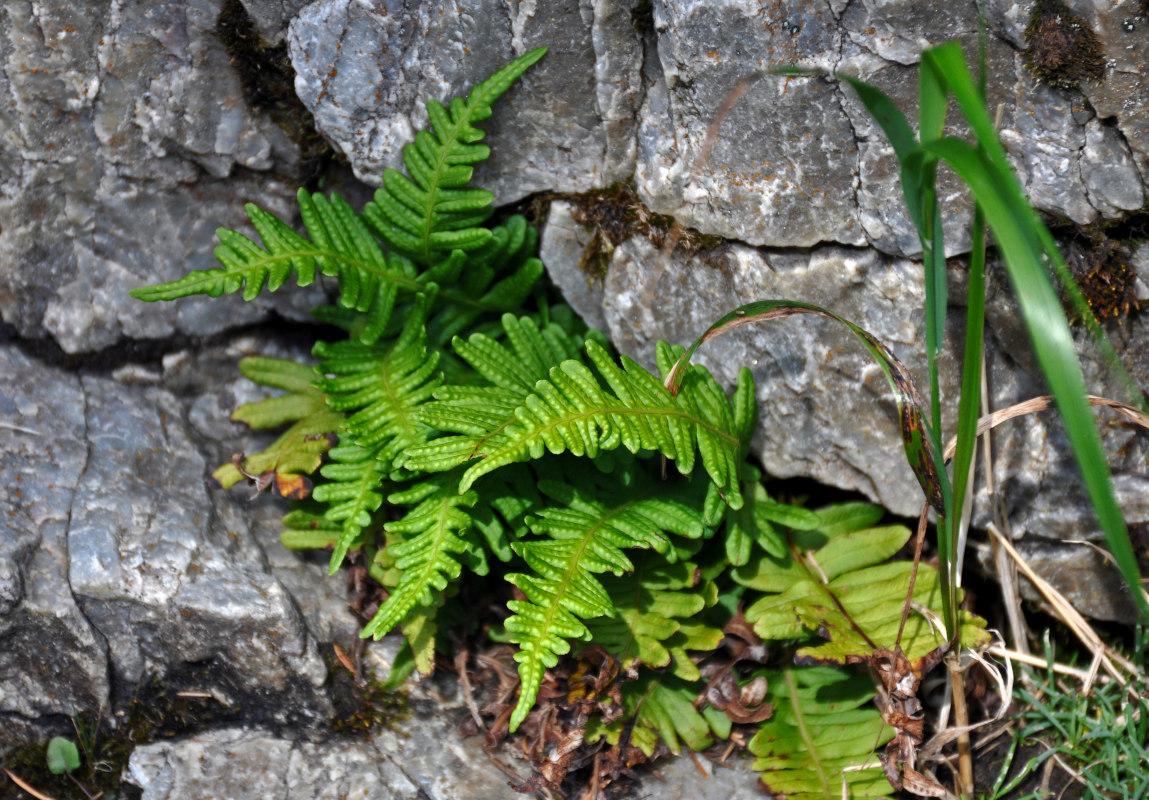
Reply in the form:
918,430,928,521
1024,0,1105,90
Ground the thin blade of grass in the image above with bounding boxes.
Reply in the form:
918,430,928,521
924,43,1144,411
949,201,987,612
666,299,948,520
922,134,1148,621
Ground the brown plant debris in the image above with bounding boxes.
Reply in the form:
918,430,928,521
848,643,951,797
567,183,726,276
1024,0,1106,90
1065,230,1141,322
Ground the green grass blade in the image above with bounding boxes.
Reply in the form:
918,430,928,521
922,135,1147,620
948,200,987,624
668,299,949,522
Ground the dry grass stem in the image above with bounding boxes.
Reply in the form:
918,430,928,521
985,524,1142,684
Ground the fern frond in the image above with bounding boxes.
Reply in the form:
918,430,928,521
742,512,989,662
405,312,594,461
210,357,342,493
585,673,730,756
750,667,894,800
412,339,751,510
362,48,547,265
312,443,388,573
279,506,343,550
725,469,820,566
132,192,416,339
589,558,721,682
504,478,705,731
400,593,444,677
316,295,442,458
360,471,476,640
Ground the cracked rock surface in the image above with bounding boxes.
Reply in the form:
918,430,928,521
0,0,326,353
2,0,1148,796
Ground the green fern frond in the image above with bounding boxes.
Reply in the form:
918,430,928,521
750,666,894,800
360,471,476,640
279,506,343,550
132,51,547,345
742,513,989,663
504,476,707,732
211,357,342,492
313,443,389,573
362,48,547,265
400,593,444,677
725,467,820,566
131,191,417,338
424,217,548,347
585,673,730,756
405,312,594,458
407,340,752,509
316,295,442,458
589,558,722,682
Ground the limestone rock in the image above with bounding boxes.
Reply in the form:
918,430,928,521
0,348,110,726
122,655,765,800
286,0,644,202
0,334,349,755
0,0,325,354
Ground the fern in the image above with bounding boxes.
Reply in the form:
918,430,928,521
738,504,989,663
406,339,755,509
131,46,1006,789
131,48,548,341
749,666,895,800
359,470,476,640
362,48,547,265
725,464,820,566
504,473,708,730
211,357,342,493
585,672,732,756
589,556,723,682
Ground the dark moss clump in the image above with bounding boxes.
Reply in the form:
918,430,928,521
215,0,334,181
1024,0,1106,90
1064,229,1141,322
567,182,727,276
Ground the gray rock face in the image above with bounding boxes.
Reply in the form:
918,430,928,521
3,0,1148,793
0,348,110,722
286,0,644,202
121,649,765,800
0,335,350,755
0,0,325,353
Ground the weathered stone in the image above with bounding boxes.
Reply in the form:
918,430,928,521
286,0,644,201
0,0,325,353
124,725,429,800
0,347,110,734
122,645,767,800
239,0,311,44
0,334,354,755
597,229,946,516
1076,0,1149,183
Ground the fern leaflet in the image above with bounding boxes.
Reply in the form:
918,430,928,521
589,557,722,682
360,470,476,640
740,506,989,663
211,357,342,493
406,339,754,510
585,673,731,756
750,667,894,800
505,475,703,731
362,47,547,265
